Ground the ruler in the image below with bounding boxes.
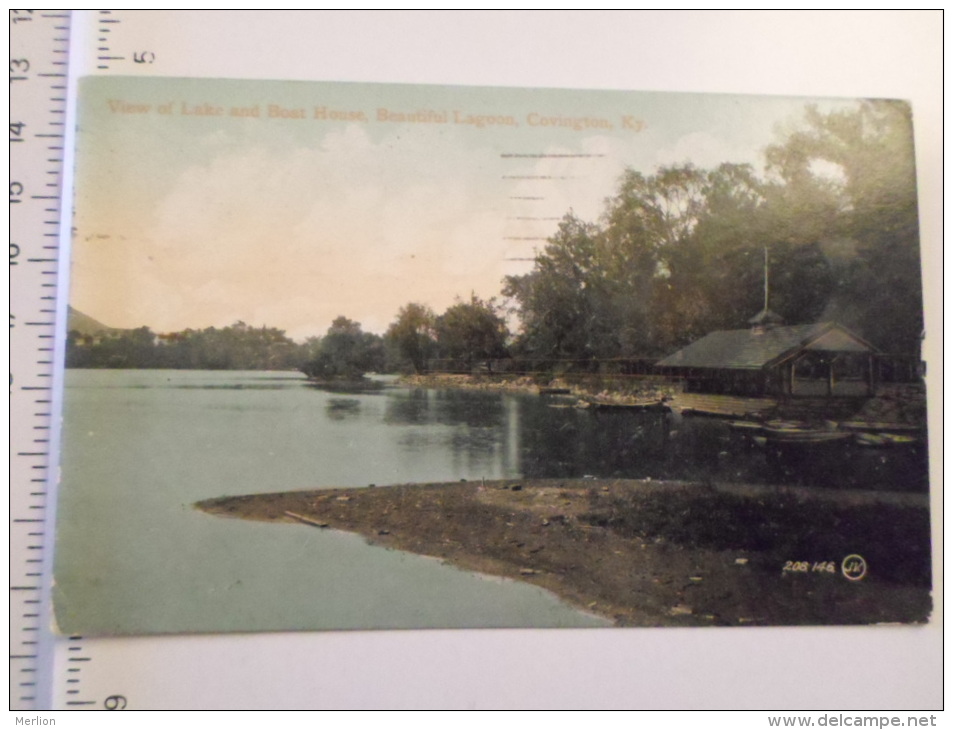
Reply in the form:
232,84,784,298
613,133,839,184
9,9,72,711
11,10,157,710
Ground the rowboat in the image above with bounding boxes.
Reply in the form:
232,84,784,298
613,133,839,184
855,432,919,447
587,399,665,412
838,421,923,434
762,426,852,444
727,420,765,433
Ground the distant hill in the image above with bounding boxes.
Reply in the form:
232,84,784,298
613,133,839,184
67,306,118,336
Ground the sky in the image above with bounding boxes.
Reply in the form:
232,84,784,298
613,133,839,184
69,76,857,341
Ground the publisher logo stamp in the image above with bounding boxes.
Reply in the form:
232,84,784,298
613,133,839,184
841,554,868,581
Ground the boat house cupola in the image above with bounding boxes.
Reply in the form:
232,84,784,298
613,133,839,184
748,247,784,335
655,248,880,397
748,307,784,335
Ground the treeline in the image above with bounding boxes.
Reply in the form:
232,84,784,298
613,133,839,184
301,296,508,379
67,322,304,371
67,300,509,379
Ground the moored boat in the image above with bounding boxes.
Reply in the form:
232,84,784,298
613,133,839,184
838,421,923,434
762,426,852,444
855,432,919,447
727,420,765,433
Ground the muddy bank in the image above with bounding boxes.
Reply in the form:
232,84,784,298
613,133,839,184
196,479,931,627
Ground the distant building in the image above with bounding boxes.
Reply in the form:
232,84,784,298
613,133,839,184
656,310,879,397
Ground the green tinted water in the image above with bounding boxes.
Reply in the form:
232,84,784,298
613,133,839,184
53,370,608,635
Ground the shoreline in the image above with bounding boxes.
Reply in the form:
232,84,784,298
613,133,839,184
196,478,931,628
396,373,927,426
397,372,679,406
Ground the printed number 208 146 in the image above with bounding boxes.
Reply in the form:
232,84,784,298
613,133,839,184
783,561,836,574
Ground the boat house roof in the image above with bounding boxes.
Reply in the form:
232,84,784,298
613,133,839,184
656,322,878,371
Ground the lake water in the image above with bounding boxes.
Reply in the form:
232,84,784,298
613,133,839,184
53,369,927,635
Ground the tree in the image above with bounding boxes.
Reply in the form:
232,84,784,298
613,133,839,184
435,294,509,371
385,303,436,373
599,165,710,353
503,214,608,364
763,100,922,351
301,316,384,379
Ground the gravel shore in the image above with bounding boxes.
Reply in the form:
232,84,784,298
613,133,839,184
196,478,931,627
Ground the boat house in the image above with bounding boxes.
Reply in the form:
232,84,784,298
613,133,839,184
656,311,879,397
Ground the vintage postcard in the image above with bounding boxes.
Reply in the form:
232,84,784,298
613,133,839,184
55,76,931,636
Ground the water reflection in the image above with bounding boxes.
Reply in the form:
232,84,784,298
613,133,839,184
383,390,513,474
384,388,431,425
384,389,504,428
107,383,296,390
381,388,927,492
325,398,361,420
305,380,385,395
762,438,928,491
282,377,930,492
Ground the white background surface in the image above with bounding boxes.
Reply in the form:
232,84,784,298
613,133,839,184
48,10,942,710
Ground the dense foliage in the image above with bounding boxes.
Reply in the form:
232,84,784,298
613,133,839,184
434,295,509,372
384,302,437,374
504,101,922,360
299,316,386,380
